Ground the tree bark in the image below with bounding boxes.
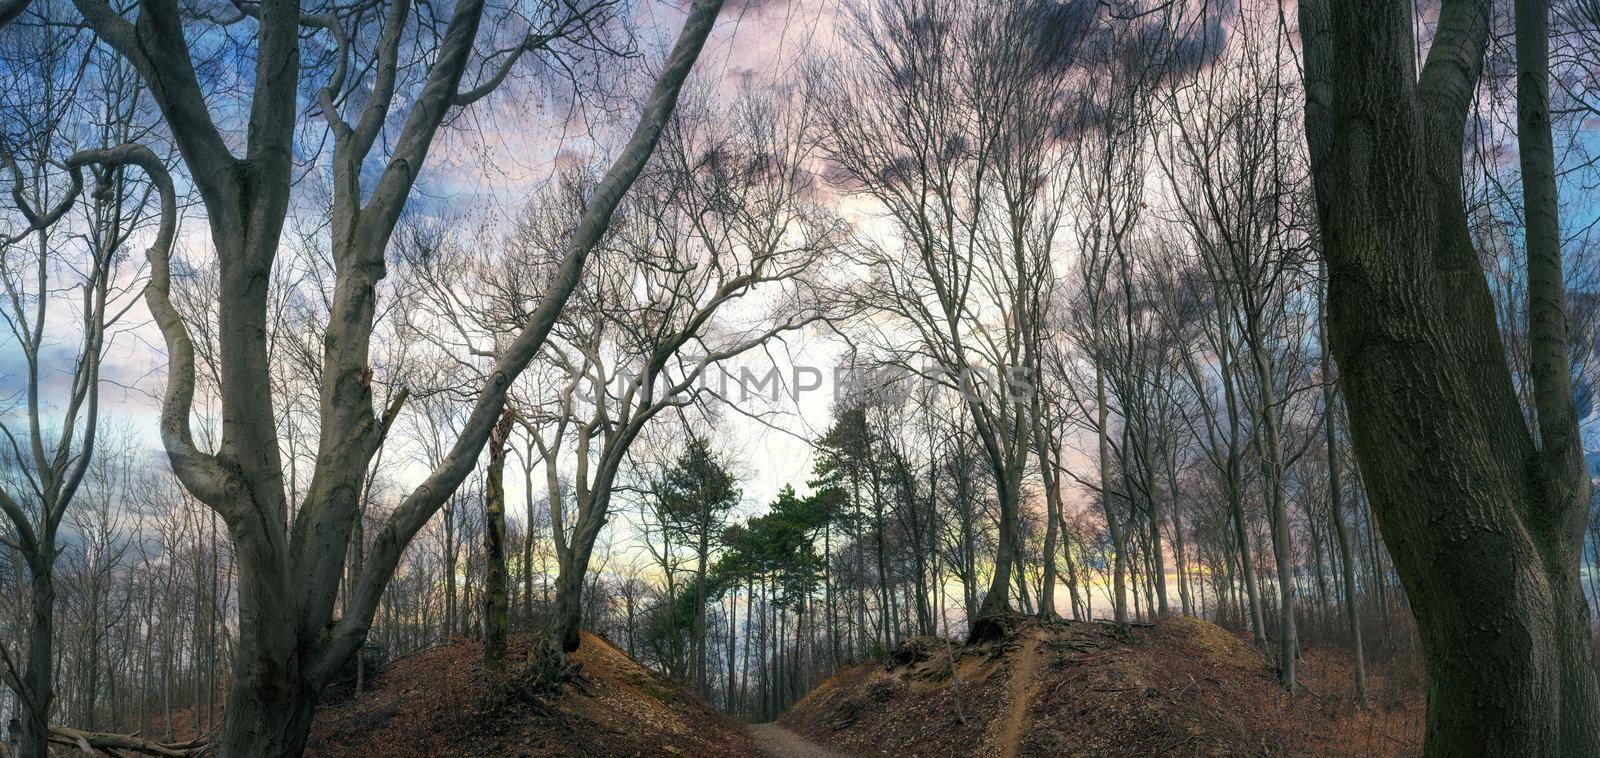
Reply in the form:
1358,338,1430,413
1096,366,1128,624
1035,430,1061,621
1221,339,1267,648
974,477,1019,628
1250,343,1297,690
1300,0,1600,750
17,564,55,758
1165,443,1192,616
693,514,710,695
484,412,512,670
552,487,610,653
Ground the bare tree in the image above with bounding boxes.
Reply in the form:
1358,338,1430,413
813,0,1091,632
482,410,513,670
1158,0,1311,687
0,21,148,754
517,91,837,653
1301,0,1600,748
59,0,726,749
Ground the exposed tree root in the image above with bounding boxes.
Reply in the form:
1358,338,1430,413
968,612,1025,644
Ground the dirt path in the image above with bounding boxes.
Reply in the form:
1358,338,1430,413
748,723,852,758
999,633,1044,758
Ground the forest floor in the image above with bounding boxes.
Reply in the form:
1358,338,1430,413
148,617,1421,756
305,630,757,756
781,616,1425,757
748,722,853,757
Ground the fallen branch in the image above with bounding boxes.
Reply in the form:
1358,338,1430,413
47,726,207,757
1090,618,1157,628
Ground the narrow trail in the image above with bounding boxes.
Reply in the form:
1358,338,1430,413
748,722,853,758
999,633,1044,758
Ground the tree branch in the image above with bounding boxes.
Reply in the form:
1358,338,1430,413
1,151,82,246
72,0,238,209
1417,0,1493,135
66,145,234,508
315,0,727,683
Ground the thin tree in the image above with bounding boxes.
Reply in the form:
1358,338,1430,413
813,0,1090,632
482,410,514,671
0,21,146,753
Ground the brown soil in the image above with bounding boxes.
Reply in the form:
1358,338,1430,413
748,722,854,757
997,632,1044,758
307,630,758,757
780,617,1423,757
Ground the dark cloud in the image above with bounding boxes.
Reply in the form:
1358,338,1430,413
1162,10,1230,83
1029,0,1099,72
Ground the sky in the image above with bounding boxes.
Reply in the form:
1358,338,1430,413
0,0,857,524
412,0,854,510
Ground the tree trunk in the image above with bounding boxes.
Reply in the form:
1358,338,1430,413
869,465,894,648
1300,0,1600,749
484,412,512,670
1096,366,1127,623
523,452,537,623
1252,347,1297,690
727,589,738,711
211,483,344,758
1165,446,1192,616
1222,351,1267,648
444,504,459,637
974,478,1019,630
214,575,321,757
693,521,709,696
824,523,840,670
1140,427,1169,618
1012,544,1033,616
18,563,55,758
1036,440,1060,620
215,668,319,758
741,573,753,715
1059,516,1085,620
552,496,607,653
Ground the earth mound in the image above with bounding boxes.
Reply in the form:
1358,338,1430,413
780,616,1421,757
308,630,756,757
